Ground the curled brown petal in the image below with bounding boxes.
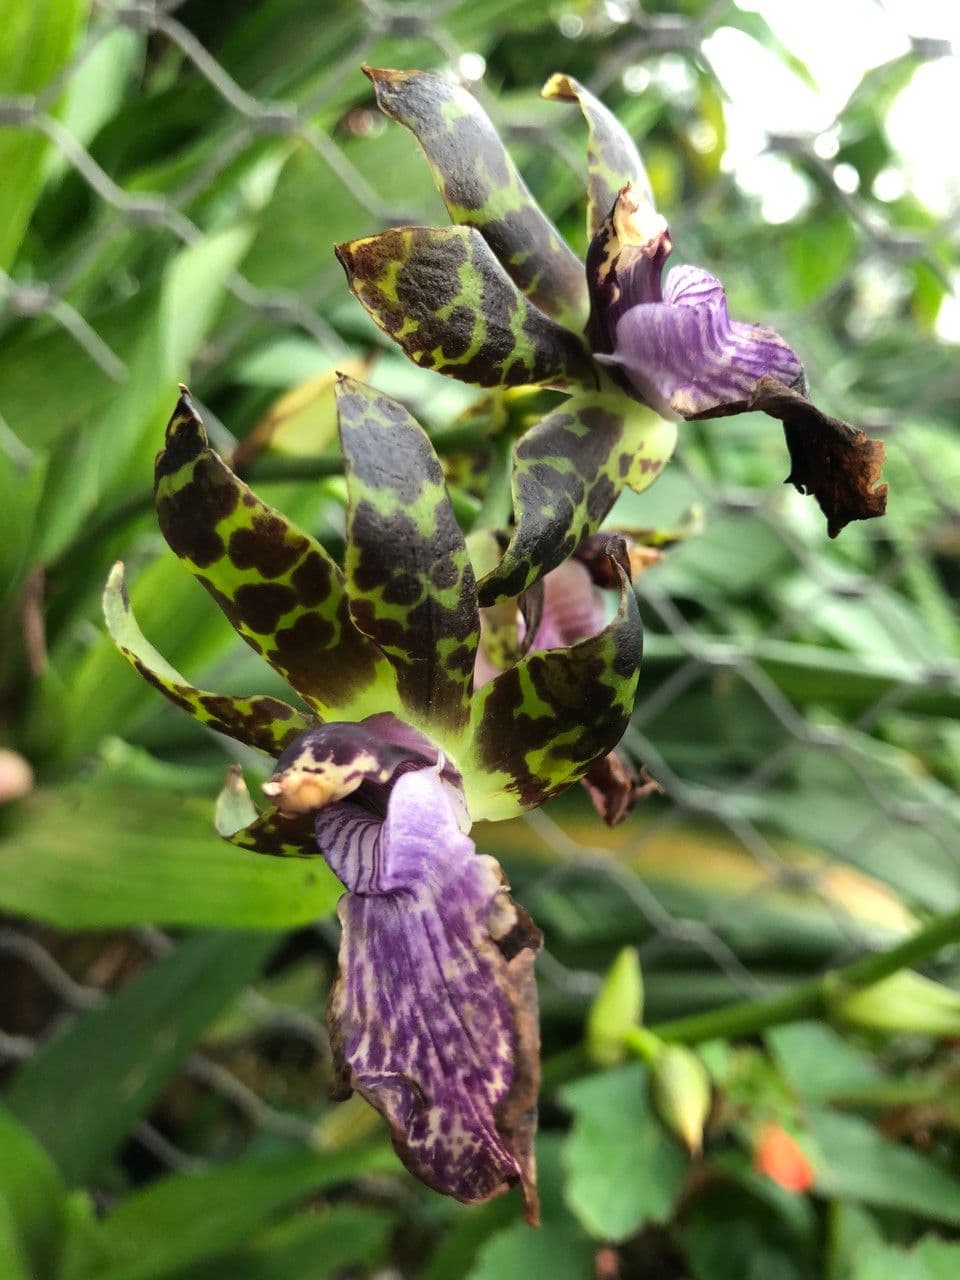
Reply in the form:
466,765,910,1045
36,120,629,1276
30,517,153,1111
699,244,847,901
750,376,888,537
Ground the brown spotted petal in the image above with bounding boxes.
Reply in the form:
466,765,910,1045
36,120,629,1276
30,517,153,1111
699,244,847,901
465,543,643,823
154,389,397,721
103,561,313,756
366,65,587,330
749,376,888,537
336,377,480,742
542,73,654,237
321,765,541,1221
335,226,595,392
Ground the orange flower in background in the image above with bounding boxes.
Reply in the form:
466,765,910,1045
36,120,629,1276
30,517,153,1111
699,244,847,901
753,1123,814,1193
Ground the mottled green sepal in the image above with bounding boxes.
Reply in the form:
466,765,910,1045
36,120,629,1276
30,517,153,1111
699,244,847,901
366,65,587,329
335,226,596,391
336,376,479,737
215,768,319,858
154,389,397,720
103,562,313,754
543,73,653,236
466,542,642,821
477,393,676,606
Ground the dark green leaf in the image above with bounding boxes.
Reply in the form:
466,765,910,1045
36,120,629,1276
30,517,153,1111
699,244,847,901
80,1148,397,1280
5,931,276,1185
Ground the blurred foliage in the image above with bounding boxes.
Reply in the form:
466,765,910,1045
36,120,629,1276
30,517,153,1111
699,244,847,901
1,0,960,1277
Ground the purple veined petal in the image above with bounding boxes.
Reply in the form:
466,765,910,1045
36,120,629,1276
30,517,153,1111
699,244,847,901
320,765,541,1221
598,262,803,420
473,561,606,685
531,560,607,650
586,185,672,355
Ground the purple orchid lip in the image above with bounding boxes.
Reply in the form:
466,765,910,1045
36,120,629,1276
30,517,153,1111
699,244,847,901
589,185,804,421
317,761,541,1221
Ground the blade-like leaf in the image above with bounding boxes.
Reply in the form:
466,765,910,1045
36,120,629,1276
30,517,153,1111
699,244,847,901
465,547,642,821
0,1105,66,1280
336,376,479,738
542,73,653,236
5,931,276,1185
477,392,676,606
0,778,341,929
77,1149,398,1280
335,226,596,391
366,65,587,329
154,388,398,720
103,562,313,756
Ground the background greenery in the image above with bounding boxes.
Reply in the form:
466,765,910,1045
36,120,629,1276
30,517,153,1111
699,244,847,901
2,1,959,1276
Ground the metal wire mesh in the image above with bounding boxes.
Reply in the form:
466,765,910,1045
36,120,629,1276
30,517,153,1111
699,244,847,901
2,0,959,1183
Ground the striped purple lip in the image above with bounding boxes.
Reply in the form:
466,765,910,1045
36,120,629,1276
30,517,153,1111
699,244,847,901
590,186,804,420
266,724,542,1222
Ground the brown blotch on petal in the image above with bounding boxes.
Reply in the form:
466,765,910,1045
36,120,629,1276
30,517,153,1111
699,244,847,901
750,376,888,538
580,749,663,827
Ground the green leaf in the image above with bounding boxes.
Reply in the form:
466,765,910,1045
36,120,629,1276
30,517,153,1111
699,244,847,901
366,66,587,329
170,1205,395,1280
73,1148,397,1280
154,388,398,720
5,931,276,1185
35,228,252,564
542,74,653,237
0,777,341,929
679,1180,818,1280
335,225,595,391
808,1109,960,1227
0,0,88,270
103,561,314,756
850,1237,960,1280
766,1023,882,1103
477,392,676,606
336,375,479,740
559,1064,687,1242
467,1223,594,1280
0,1104,66,1280
466,550,642,821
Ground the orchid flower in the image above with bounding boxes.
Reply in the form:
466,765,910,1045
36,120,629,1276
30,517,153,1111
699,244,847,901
336,67,886,606
103,377,644,1222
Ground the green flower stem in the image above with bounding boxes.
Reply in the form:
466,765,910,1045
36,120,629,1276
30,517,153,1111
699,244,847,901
649,907,960,1046
622,1026,663,1063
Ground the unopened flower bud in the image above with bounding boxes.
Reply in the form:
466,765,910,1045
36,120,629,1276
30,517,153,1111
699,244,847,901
753,1123,814,1193
649,1043,711,1155
829,969,960,1037
586,947,643,1066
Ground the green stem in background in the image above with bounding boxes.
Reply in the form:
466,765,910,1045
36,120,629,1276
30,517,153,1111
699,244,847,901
648,906,960,1045
51,421,491,573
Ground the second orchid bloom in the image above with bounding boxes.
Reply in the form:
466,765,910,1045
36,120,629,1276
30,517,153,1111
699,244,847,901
105,378,644,1222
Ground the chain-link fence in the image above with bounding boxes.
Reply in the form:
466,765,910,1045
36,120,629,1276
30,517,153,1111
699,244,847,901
2,0,959,1197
